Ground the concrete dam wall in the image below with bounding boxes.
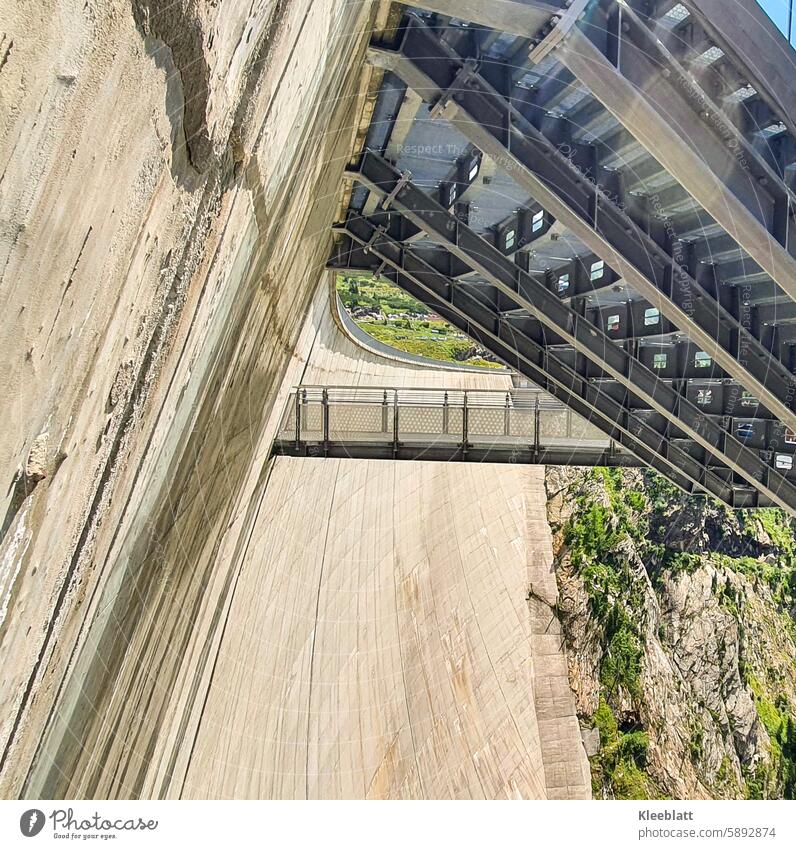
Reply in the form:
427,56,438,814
0,1,589,798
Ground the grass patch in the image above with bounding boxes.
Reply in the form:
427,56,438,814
337,275,501,367
563,472,647,700
601,610,643,700
743,509,796,559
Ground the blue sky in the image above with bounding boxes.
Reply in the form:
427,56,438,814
756,0,794,39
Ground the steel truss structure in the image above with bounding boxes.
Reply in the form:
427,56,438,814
329,0,796,513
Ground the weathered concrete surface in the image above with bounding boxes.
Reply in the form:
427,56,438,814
7,278,590,798
0,0,384,796
174,293,591,799
179,457,566,799
0,0,589,799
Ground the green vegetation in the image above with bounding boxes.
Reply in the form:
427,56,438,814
711,552,796,613
561,467,796,800
744,509,796,560
601,608,643,700
338,274,428,315
659,550,704,575
563,470,647,700
641,468,684,514
336,274,501,368
746,677,796,799
591,698,656,799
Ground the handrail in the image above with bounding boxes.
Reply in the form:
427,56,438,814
278,384,610,455
289,386,571,410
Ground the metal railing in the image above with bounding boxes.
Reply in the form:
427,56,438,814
274,385,624,464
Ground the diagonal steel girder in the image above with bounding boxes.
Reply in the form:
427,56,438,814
348,151,796,513
679,0,796,141
407,3,796,296
333,234,789,448
556,5,796,282
366,19,796,435
332,222,733,503
332,241,788,422
408,0,568,37
332,223,771,508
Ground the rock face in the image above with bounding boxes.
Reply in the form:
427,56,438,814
546,467,796,800
0,0,388,796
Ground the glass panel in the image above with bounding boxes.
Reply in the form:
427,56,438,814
776,454,794,471
532,210,544,232
590,259,605,281
557,273,570,294
653,353,667,369
696,389,713,405
505,229,516,250
695,351,712,368
607,314,620,332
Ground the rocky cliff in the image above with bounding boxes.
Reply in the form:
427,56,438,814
546,467,796,800
0,0,392,796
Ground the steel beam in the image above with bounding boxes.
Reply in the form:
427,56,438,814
682,0,796,139
335,217,775,507
401,7,796,314
349,153,796,512
409,0,566,38
337,247,792,429
367,20,796,434
334,221,738,500
275,440,646,469
334,229,788,422
409,0,580,41
557,9,796,288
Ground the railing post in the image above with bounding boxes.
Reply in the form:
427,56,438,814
393,390,399,457
462,391,469,459
566,407,573,438
302,388,308,455
322,388,330,457
382,389,389,434
294,390,301,452
533,397,541,461
443,390,449,435
504,391,511,437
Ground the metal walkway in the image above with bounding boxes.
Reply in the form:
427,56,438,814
273,385,646,469
329,0,796,512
